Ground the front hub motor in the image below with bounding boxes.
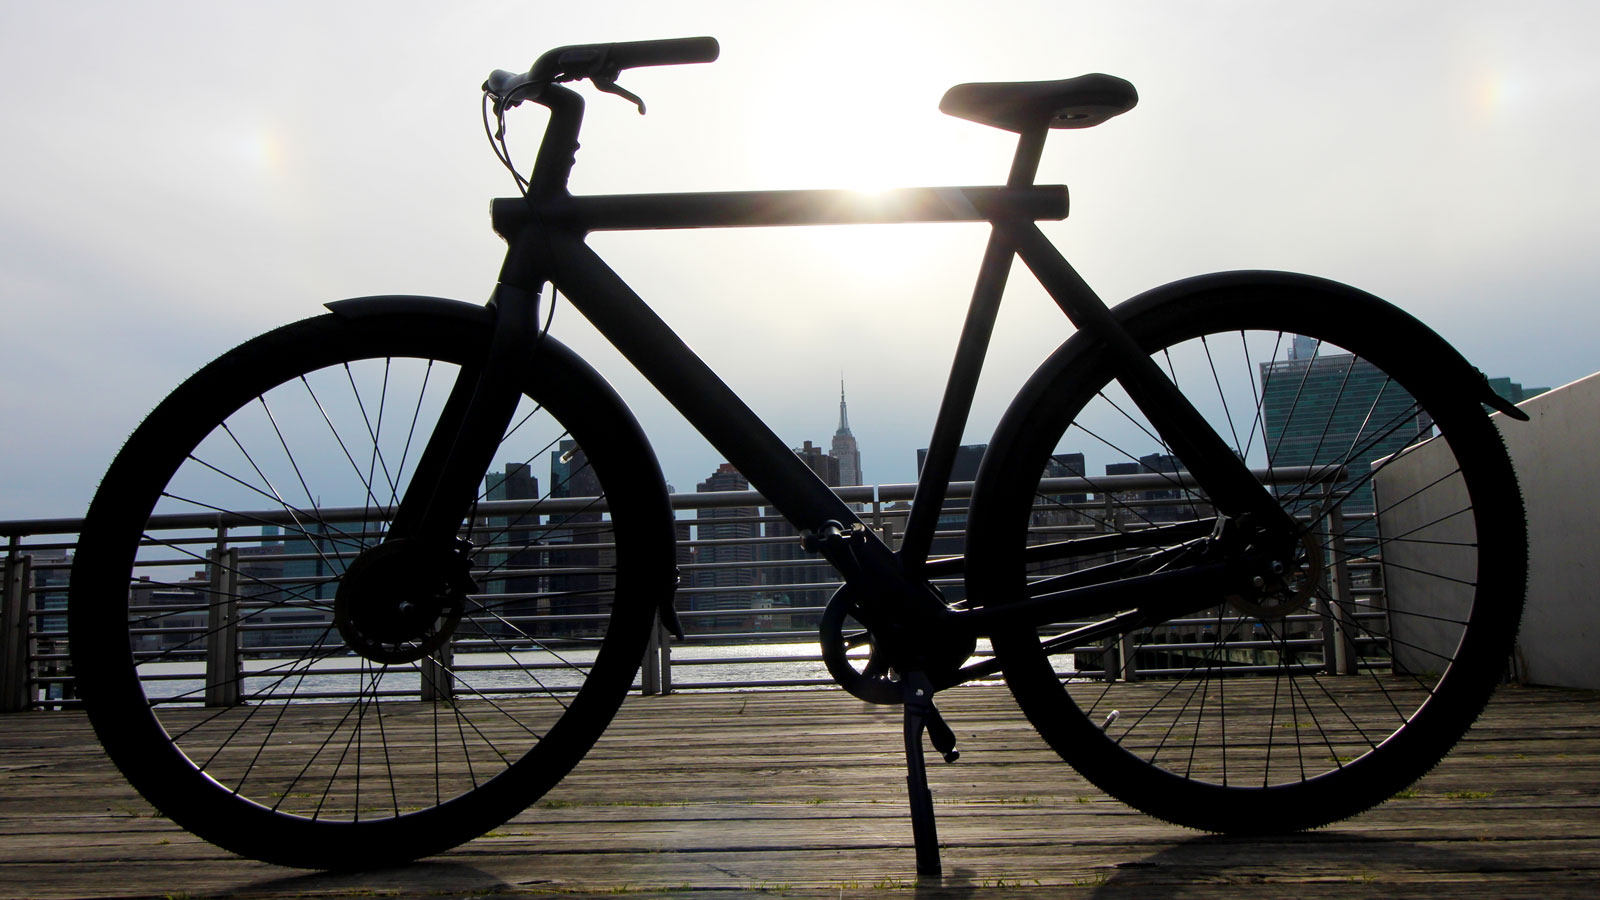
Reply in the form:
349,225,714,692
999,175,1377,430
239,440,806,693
334,539,472,664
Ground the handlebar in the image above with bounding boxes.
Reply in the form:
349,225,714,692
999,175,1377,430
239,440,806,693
584,36,719,75
485,37,719,110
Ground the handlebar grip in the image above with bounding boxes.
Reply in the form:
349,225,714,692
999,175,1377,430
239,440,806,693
485,69,523,95
606,36,720,69
531,37,720,81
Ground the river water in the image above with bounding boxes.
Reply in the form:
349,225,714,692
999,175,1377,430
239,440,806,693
139,639,1038,702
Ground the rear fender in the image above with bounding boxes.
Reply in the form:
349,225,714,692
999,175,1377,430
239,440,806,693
1019,271,1527,425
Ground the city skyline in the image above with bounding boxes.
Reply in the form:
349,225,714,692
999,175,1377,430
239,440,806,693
669,356,1546,506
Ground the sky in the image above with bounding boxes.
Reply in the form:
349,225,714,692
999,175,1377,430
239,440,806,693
3,0,1598,521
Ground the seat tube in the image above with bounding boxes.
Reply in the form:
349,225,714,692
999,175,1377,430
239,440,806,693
897,128,1046,572
897,232,1016,571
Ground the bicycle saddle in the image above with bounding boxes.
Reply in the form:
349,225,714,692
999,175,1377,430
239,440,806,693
939,74,1137,132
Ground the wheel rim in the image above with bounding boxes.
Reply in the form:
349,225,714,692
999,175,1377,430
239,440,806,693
983,305,1519,812
72,318,649,852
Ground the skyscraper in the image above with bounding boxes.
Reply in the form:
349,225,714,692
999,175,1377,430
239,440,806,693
1487,377,1550,406
691,462,758,630
830,381,862,487
916,443,989,559
479,462,542,635
1105,453,1196,527
1260,342,1429,518
760,441,842,630
1031,451,1090,531
544,440,610,636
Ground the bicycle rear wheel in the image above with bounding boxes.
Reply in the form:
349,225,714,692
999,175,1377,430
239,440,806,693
966,274,1526,832
69,306,674,867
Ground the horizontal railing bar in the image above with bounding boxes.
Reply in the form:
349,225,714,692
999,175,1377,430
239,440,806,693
5,468,1345,539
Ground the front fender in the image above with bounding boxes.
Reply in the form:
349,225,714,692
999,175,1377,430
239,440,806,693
326,294,494,326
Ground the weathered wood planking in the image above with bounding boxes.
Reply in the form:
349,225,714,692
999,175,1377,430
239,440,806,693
0,682,1595,898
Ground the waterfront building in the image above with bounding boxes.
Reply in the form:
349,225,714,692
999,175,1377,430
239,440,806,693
760,440,842,631
1105,453,1197,527
478,462,543,637
1488,377,1550,406
915,443,988,560
544,440,611,637
1260,344,1428,518
691,463,758,631
1030,451,1091,532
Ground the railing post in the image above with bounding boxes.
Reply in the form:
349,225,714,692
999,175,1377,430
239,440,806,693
660,617,673,695
1319,496,1359,675
877,517,898,552
641,613,662,696
421,637,454,701
3,543,33,711
205,540,241,707
1093,493,1136,681
1101,634,1121,682
1101,632,1135,682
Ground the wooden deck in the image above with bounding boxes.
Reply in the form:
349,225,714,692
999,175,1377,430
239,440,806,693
2,682,1597,898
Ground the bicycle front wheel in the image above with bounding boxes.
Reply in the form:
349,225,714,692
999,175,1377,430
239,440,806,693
966,273,1526,832
69,306,674,868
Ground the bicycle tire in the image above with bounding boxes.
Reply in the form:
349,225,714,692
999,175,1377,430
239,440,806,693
68,307,675,868
965,272,1526,832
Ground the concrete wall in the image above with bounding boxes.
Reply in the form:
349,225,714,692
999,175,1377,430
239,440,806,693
1375,372,1600,689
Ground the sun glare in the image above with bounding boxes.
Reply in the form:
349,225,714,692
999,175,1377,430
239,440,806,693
234,124,287,174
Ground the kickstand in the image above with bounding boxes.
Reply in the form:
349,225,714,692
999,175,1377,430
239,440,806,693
901,671,958,878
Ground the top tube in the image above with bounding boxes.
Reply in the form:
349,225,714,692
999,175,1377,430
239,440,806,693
489,186,1070,235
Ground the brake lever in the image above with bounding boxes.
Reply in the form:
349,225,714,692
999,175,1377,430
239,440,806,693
592,76,647,114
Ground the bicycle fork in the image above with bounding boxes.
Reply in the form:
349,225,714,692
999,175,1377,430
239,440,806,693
329,284,547,661
384,283,545,546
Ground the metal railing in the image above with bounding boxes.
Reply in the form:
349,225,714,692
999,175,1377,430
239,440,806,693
1,468,1384,711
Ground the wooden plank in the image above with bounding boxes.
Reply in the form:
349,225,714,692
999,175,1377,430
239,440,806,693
0,683,1595,898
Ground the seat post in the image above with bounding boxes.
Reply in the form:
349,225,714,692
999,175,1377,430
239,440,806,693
1006,126,1048,187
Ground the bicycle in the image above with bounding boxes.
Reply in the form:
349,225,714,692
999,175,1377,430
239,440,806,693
68,37,1528,876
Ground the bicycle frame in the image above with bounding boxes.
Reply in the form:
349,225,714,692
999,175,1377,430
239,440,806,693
401,82,1287,651
488,186,1069,555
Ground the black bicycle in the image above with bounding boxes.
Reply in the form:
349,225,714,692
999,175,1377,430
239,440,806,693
68,37,1527,876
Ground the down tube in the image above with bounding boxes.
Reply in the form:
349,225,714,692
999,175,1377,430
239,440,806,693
545,233,865,536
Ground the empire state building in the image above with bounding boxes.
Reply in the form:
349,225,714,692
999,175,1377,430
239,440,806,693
830,381,863,487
